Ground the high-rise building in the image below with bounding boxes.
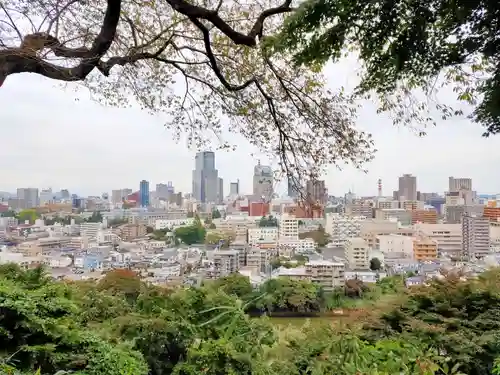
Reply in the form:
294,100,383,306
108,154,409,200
398,174,417,201
156,182,174,199
253,161,273,201
306,179,327,205
16,188,39,209
449,176,472,192
462,213,490,260
217,177,224,204
139,180,150,207
287,175,300,199
229,180,240,195
192,151,219,203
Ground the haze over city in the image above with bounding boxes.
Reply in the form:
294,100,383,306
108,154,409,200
1,59,499,196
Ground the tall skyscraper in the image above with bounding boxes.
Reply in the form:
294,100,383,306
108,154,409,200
449,176,472,192
306,179,327,205
398,174,417,201
287,175,300,199
16,188,39,209
192,151,219,203
230,180,240,195
462,213,490,260
217,177,224,204
139,180,150,207
253,161,273,200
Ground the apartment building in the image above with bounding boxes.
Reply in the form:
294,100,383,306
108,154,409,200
376,234,413,257
80,222,103,239
245,248,272,273
375,209,412,225
360,219,414,248
401,201,424,211
413,236,438,261
118,224,147,241
462,214,490,260
445,205,484,224
344,237,370,270
305,260,345,290
414,223,462,258
248,227,278,246
411,209,438,224
278,214,299,240
483,207,500,222
325,214,365,247
213,249,240,277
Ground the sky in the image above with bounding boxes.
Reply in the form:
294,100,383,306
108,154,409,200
0,57,499,197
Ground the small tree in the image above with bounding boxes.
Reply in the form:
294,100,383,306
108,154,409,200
370,257,382,271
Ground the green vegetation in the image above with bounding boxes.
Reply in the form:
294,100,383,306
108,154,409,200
276,0,500,135
174,216,206,245
85,211,103,223
211,209,222,219
17,209,39,224
370,257,382,271
5,264,500,374
259,215,278,228
299,224,330,247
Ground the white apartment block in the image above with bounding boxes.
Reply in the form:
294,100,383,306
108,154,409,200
248,227,278,245
155,218,195,230
414,223,462,258
212,249,240,277
376,234,414,257
214,217,257,242
325,214,365,247
305,260,345,290
278,238,316,255
344,237,370,270
279,214,299,240
80,222,103,239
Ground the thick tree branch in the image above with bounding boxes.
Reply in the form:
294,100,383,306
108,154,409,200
166,0,293,46
0,0,121,83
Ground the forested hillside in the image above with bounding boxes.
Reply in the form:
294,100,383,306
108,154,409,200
1,265,500,374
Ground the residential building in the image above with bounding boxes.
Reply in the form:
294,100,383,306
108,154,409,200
411,209,438,224
213,249,240,277
278,214,299,240
376,234,414,257
344,237,370,270
248,227,278,245
398,174,417,201
483,207,500,222
445,204,484,224
192,151,219,203
414,223,462,258
413,236,438,261
375,208,412,225
118,224,147,241
462,214,490,260
217,177,224,204
345,200,373,217
325,214,365,246
305,260,345,290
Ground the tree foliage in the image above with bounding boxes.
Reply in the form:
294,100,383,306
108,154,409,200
0,0,374,186
299,224,330,247
276,0,500,135
370,257,382,271
3,264,498,375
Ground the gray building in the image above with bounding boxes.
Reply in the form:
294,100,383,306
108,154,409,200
192,151,219,203
449,176,472,192
462,214,490,260
253,161,273,200
398,174,417,201
229,180,239,195
446,204,484,224
16,188,39,209
287,175,300,199
217,177,224,204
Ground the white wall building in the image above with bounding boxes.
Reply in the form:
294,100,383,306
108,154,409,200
155,218,195,230
278,214,299,240
325,214,366,247
248,227,278,245
376,234,414,257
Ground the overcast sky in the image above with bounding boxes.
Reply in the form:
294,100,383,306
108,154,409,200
0,57,498,197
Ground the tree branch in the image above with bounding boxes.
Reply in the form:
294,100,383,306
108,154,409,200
165,0,293,46
0,0,121,83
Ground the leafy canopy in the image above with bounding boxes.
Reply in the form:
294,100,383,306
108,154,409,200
0,0,374,186
276,0,500,135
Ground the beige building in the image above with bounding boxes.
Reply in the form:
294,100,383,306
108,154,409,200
375,209,412,225
398,174,417,201
376,234,414,257
118,224,147,241
414,223,462,258
305,260,345,290
213,249,240,277
344,237,370,270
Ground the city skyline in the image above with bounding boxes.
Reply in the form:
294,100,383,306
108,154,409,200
1,59,499,196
